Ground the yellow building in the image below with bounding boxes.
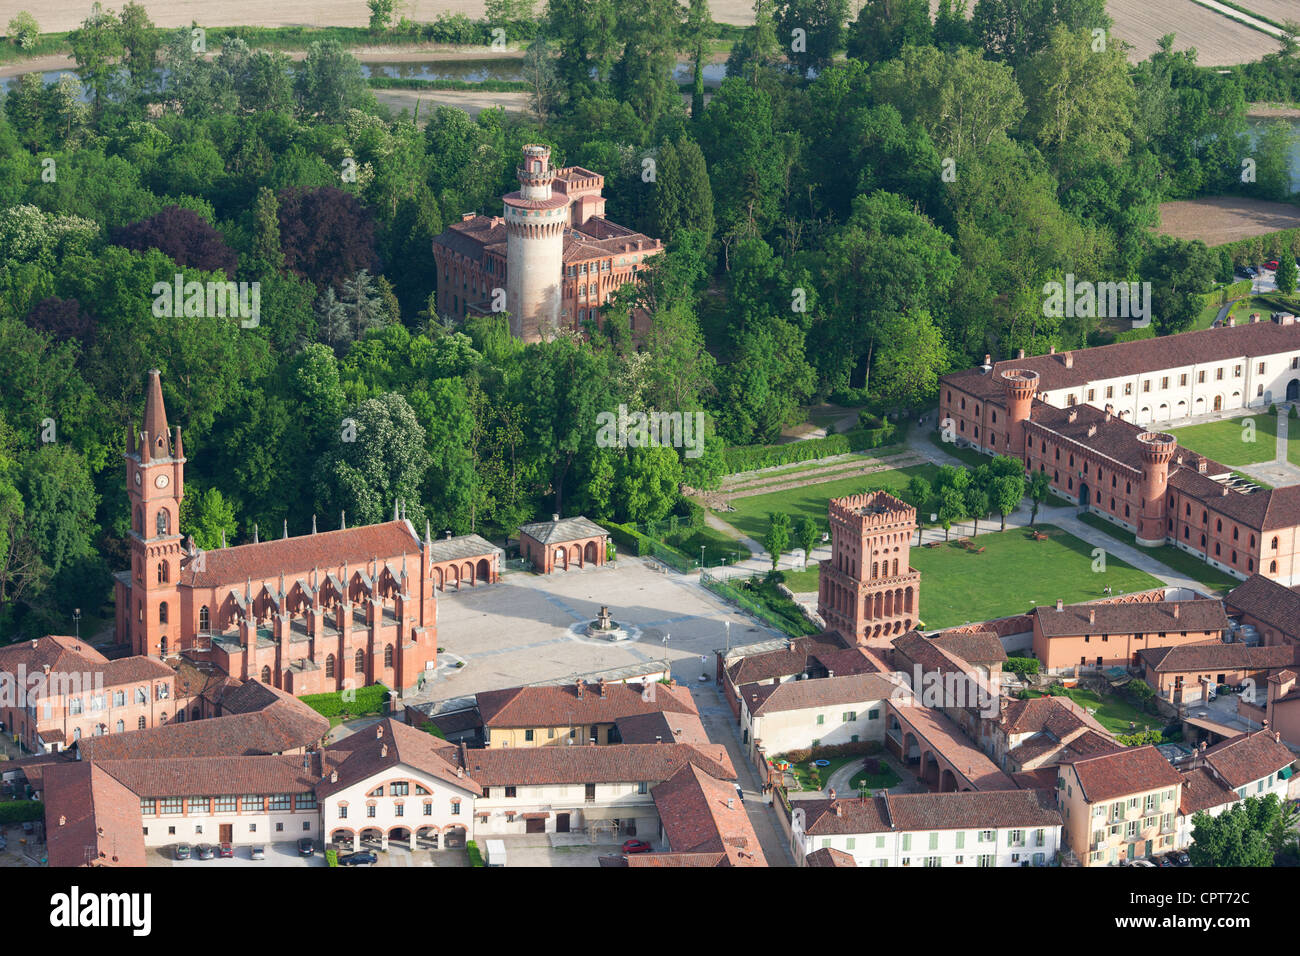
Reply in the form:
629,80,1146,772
1056,746,1184,866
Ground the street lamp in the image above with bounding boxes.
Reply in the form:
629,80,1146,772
73,608,81,640
700,545,705,570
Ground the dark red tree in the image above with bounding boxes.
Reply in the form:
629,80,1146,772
24,296,97,346
276,186,379,289
110,206,239,276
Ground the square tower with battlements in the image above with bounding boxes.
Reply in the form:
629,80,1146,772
818,491,921,644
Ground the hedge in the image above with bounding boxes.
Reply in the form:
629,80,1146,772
467,840,485,867
1199,279,1254,311
0,800,43,824
367,77,530,93
299,684,391,719
605,521,695,573
326,849,339,867
1218,227,1300,262
1003,657,1040,677
722,421,904,475
773,740,883,765
701,573,818,638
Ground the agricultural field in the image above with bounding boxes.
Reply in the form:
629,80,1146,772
1156,197,1300,246
1107,0,1282,66
1234,0,1300,28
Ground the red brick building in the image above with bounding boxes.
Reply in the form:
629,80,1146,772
431,145,662,342
518,515,608,574
817,491,921,643
113,371,440,696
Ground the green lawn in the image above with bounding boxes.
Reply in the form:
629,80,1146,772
677,525,750,567
1169,412,1278,466
788,755,856,791
779,565,822,592
1075,512,1243,595
909,526,1164,630
850,763,902,792
1025,687,1157,736
716,464,940,542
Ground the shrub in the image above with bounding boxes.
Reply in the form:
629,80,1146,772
776,740,882,764
0,800,43,824
1047,683,1067,696
326,849,339,867
466,840,485,867
1003,657,1040,677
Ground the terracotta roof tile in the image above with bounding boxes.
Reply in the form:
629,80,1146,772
1034,599,1228,638
459,742,735,787
43,762,146,868
1201,730,1296,789
1065,745,1184,802
476,680,697,728
651,763,766,866
1225,574,1300,639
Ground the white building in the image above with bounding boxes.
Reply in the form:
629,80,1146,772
738,673,899,758
790,790,1063,867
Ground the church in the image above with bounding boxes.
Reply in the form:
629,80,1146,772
113,370,447,696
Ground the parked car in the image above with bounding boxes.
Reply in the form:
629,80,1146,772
622,839,652,854
297,837,316,856
249,845,265,860
338,851,378,866
1127,858,1156,867
174,843,192,861
1245,266,1259,277
1170,851,1191,866
1267,259,1280,270
195,843,215,860
217,843,233,858
1155,853,1175,867
734,784,745,803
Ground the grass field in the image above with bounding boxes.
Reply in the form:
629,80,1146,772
1168,411,1278,465
1075,512,1243,595
908,526,1164,630
714,463,940,542
677,525,749,567
1025,687,1157,735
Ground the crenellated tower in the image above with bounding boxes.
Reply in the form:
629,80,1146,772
999,368,1039,458
818,491,921,644
1135,431,1177,547
504,144,569,342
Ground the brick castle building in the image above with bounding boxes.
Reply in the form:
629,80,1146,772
817,491,921,643
431,144,662,342
113,370,454,696
939,320,1300,587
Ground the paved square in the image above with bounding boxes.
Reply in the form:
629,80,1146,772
420,559,784,700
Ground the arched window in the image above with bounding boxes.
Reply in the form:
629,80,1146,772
157,508,170,536
355,649,366,673
384,645,394,667
326,654,336,678
1271,560,1278,573
159,602,168,624
157,561,169,584
1272,536,1280,550
199,606,210,631
261,666,272,683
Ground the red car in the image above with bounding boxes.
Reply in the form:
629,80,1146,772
1267,260,1280,270
622,839,652,854
217,843,233,858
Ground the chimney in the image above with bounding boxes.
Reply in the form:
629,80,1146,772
576,680,584,699
1056,599,1064,612
330,770,338,783
1221,484,1230,496
1017,349,1025,359
598,678,607,699
1227,317,1235,328
1251,313,1261,323
1087,424,1097,438
446,531,452,539
1068,409,1078,424
834,803,843,817
381,743,388,757
727,798,735,809
376,724,384,739
59,816,66,827
984,353,992,366
829,788,837,800
1173,603,1180,619
552,514,560,522
1049,346,1056,355
1088,609,1095,624
1062,351,1074,369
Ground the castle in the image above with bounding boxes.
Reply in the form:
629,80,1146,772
939,320,1300,586
817,490,921,643
431,144,663,342
110,370,498,696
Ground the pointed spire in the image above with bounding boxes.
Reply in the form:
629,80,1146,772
174,425,183,460
283,519,288,539
253,523,259,544
312,514,317,534
140,429,151,464
141,369,169,456
221,529,227,548
245,577,251,601
279,569,285,597
401,552,408,581
425,519,432,548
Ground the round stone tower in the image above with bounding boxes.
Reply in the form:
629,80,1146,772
1135,431,1177,547
504,145,568,342
999,369,1040,457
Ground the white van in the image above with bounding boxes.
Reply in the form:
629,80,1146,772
485,839,507,867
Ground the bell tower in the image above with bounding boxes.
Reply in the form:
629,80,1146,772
125,369,186,659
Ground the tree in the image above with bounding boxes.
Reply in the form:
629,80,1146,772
277,186,380,289
616,446,683,524
905,475,932,513
117,2,160,95
68,3,123,113
787,516,817,563
8,12,40,49
993,472,1025,530
294,39,373,121
367,0,396,31
181,485,239,551
774,0,849,76
684,0,711,118
317,392,431,528
1028,469,1051,525
545,0,620,100
971,0,1109,68
521,36,565,125
1188,795,1292,867
650,136,715,244
1277,255,1298,297
764,511,792,569
23,296,96,346
339,270,390,343
111,206,238,276
938,487,965,540
1140,235,1219,335
846,0,932,64
872,310,949,409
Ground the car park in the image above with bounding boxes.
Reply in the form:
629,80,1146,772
338,851,378,866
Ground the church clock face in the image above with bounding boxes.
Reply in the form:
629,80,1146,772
154,473,170,489
134,471,142,486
